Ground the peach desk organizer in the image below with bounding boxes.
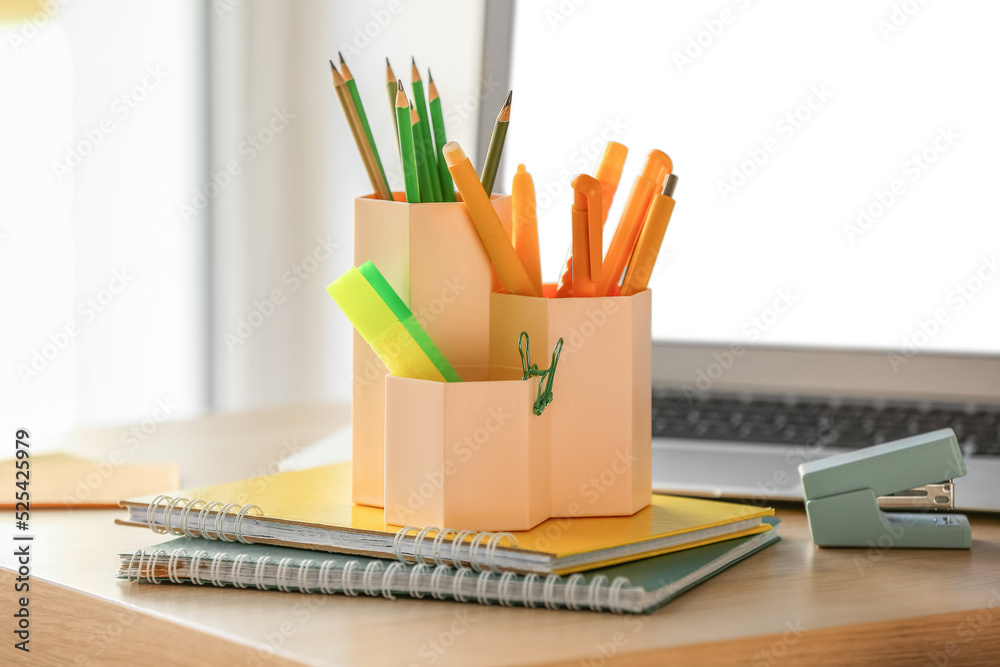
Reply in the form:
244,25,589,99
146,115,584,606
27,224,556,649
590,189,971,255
383,366,552,532
490,285,652,517
352,192,511,508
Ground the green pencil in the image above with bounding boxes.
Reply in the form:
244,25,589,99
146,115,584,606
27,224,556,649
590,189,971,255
410,58,442,201
410,103,435,204
427,70,455,202
480,90,511,197
339,52,391,198
394,80,420,203
385,58,400,160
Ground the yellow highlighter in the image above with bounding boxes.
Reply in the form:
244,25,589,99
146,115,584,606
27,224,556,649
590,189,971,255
570,174,603,297
327,263,460,382
621,174,678,297
512,164,543,296
442,141,540,297
596,149,672,297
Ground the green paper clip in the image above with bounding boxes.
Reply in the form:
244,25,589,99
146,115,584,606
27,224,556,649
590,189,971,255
799,428,971,549
518,331,563,416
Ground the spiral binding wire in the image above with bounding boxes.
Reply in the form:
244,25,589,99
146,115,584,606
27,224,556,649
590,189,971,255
392,525,518,572
121,546,635,612
143,495,262,543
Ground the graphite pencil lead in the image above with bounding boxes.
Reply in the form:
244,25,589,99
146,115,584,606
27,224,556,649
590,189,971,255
397,79,403,92
504,90,512,108
338,51,346,65
427,68,434,84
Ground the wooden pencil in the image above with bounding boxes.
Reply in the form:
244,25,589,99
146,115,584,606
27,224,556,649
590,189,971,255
427,70,456,202
480,90,511,196
411,58,442,201
394,80,420,203
330,60,392,201
385,58,401,158
339,53,391,199
410,103,435,204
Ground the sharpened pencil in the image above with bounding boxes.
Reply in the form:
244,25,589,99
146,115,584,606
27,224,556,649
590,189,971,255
411,58,442,201
339,53,391,198
386,58,401,158
395,80,420,203
330,60,392,201
411,103,435,204
427,70,456,202
480,90,511,196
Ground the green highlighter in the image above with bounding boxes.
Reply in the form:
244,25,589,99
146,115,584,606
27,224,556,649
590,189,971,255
327,261,461,383
799,429,971,549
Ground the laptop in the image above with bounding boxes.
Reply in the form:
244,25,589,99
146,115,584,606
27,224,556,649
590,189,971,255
649,344,1000,511
492,1,1000,511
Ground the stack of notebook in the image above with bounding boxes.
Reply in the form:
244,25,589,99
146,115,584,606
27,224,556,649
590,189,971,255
115,462,780,614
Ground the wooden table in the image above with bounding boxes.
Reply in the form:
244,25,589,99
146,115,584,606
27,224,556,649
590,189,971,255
3,405,999,666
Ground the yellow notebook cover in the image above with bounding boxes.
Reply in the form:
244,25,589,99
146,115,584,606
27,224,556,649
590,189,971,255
118,462,773,575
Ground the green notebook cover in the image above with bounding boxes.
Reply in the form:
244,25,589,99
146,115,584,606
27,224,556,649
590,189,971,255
117,518,780,614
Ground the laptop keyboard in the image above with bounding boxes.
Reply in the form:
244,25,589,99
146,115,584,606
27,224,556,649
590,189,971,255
651,389,1000,457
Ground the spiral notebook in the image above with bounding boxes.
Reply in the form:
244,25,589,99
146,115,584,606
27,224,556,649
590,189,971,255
117,519,780,614
117,462,774,575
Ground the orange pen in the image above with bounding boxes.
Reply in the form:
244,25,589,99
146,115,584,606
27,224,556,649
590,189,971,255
595,149,672,296
594,141,628,224
512,164,543,296
555,141,628,298
570,174,603,297
621,174,678,297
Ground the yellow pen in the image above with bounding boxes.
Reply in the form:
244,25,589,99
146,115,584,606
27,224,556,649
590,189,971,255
621,174,678,297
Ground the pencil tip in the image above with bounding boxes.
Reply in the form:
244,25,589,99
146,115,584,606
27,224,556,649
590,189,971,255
397,79,403,91
386,56,390,67
427,69,434,83
338,51,346,65
505,90,512,107
411,55,416,66
329,59,336,70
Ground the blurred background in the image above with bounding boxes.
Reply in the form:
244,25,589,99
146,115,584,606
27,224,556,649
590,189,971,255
2,0,998,446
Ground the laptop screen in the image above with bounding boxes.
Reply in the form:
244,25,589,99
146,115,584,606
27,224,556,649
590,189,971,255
503,0,1000,356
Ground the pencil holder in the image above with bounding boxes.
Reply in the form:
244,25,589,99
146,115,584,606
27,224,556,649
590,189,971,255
490,287,652,517
383,368,551,532
352,193,511,507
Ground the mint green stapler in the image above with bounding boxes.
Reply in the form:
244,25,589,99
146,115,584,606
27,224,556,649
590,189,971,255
799,428,971,549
